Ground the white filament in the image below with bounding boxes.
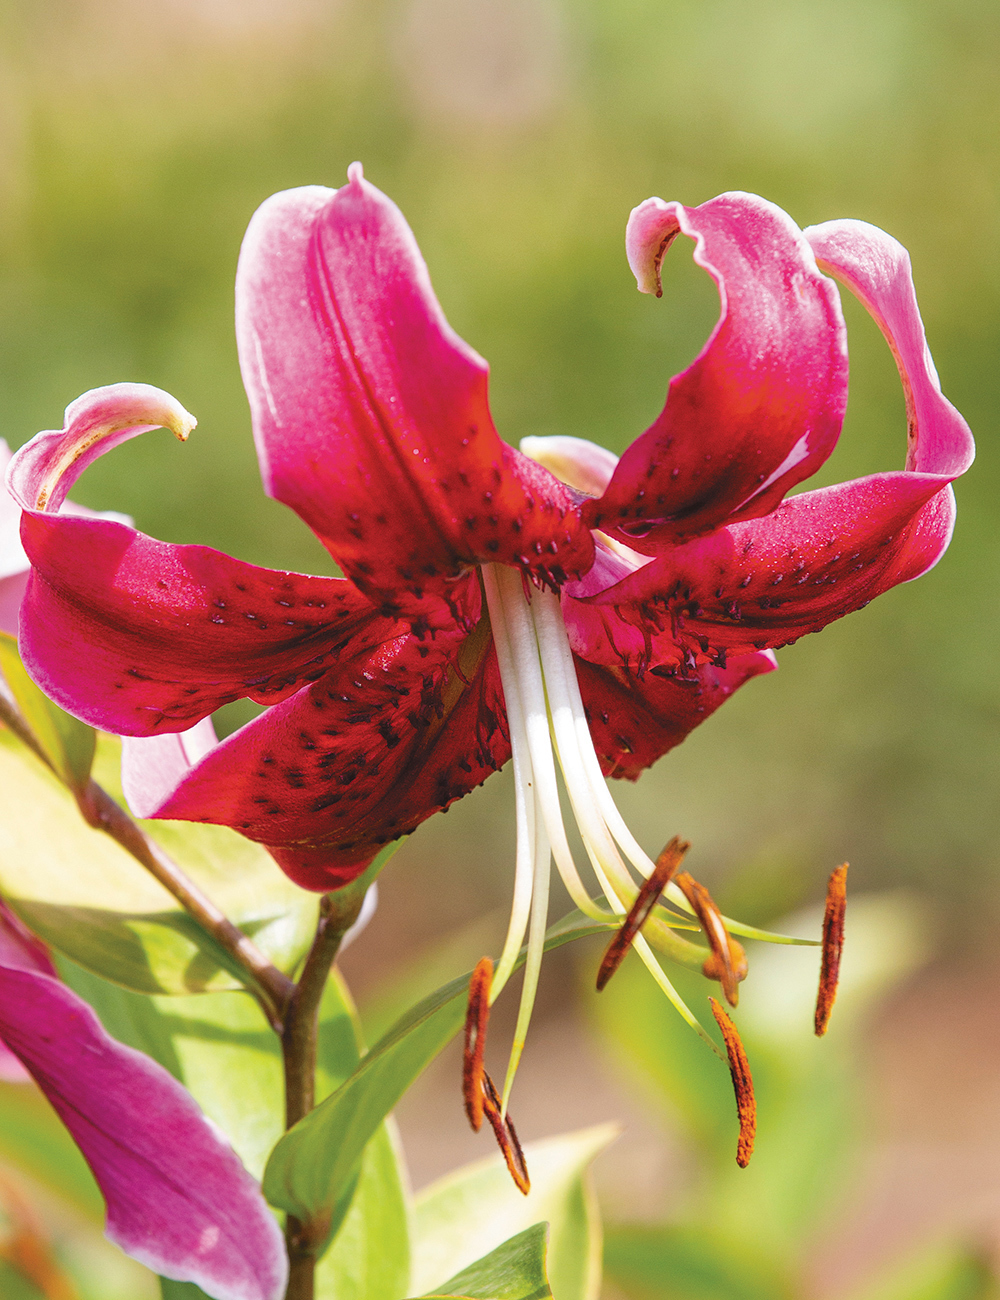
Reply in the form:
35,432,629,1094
483,563,716,1103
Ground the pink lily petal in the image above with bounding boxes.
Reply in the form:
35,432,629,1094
11,386,455,736
0,948,287,1297
7,385,196,515
0,570,28,639
124,621,506,889
122,716,220,814
577,649,777,780
235,164,594,618
585,193,847,549
519,435,619,498
574,221,974,668
0,902,56,1081
804,218,974,479
0,438,131,637
16,519,425,735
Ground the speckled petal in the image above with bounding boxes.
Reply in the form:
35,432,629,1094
577,649,776,780
15,516,407,735
236,167,593,618
127,618,507,890
572,218,973,668
586,193,847,549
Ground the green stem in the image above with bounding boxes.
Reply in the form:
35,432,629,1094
281,889,367,1300
0,691,294,1028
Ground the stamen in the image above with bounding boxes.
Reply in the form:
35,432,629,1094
482,1071,531,1195
463,957,493,1131
709,997,756,1168
483,582,537,1001
501,809,551,1112
675,871,747,1006
815,863,848,1037
484,565,603,920
597,836,689,990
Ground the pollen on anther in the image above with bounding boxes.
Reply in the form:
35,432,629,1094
710,997,756,1168
676,871,746,1007
597,836,689,990
463,957,492,1131
815,863,848,1036
481,1070,530,1195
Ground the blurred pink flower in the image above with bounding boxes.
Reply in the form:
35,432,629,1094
0,902,287,1299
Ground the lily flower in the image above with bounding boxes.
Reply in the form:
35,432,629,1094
0,902,287,1299
7,170,972,1099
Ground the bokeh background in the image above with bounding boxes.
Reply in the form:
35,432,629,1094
1,0,999,1295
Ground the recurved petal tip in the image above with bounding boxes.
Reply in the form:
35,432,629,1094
8,383,196,515
625,196,681,296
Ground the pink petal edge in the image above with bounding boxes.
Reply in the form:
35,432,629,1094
0,925,287,1299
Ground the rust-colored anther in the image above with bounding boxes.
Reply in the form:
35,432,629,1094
675,871,746,1006
597,836,690,991
709,997,756,1168
463,957,493,1131
481,1070,531,1195
815,863,848,1037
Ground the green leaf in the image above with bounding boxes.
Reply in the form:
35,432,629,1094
602,1224,794,1300
58,956,363,1179
62,952,412,1292
413,1223,552,1300
263,910,611,1225
412,1126,614,1300
0,631,95,792
160,1282,212,1299
315,1121,411,1300
0,730,318,994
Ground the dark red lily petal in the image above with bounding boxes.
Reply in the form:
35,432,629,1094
574,648,776,780
16,515,420,736
126,618,509,890
576,473,961,666
235,166,594,619
0,914,287,1297
573,219,974,669
584,193,847,549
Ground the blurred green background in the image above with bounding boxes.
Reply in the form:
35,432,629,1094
0,0,998,1293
